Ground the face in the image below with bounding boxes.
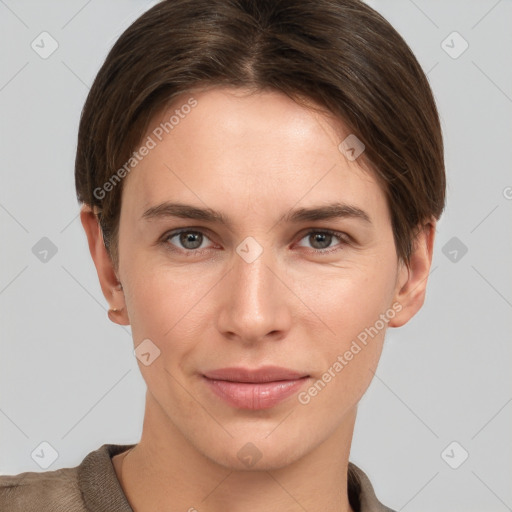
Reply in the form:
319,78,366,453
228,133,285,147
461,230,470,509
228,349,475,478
86,86,432,470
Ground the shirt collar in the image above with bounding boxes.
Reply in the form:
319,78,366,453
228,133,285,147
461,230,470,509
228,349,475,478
348,461,396,511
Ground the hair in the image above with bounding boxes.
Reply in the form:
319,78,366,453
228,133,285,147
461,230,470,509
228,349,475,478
75,0,445,270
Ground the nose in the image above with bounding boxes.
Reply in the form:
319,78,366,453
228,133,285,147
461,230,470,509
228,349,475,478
215,244,293,345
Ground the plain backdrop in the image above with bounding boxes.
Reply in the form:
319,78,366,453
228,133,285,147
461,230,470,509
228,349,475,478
1,1,511,511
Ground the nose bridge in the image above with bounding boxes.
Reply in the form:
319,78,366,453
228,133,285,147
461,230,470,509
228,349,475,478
236,245,272,305
217,239,290,340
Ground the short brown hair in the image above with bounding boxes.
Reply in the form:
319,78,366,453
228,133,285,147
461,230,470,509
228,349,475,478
75,0,445,269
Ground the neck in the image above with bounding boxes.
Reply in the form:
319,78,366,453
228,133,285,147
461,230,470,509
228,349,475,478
114,392,356,512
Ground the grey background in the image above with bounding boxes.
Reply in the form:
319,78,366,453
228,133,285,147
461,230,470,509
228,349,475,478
1,0,511,510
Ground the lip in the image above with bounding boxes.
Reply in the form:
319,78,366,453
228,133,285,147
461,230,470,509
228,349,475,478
203,366,309,383
202,366,310,410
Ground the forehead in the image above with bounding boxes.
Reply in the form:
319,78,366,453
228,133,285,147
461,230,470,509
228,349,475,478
121,86,388,224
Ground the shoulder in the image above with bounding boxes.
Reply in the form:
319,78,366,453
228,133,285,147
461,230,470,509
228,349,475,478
0,443,135,512
348,461,397,512
0,465,84,512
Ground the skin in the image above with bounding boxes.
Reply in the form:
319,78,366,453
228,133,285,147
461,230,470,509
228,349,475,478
81,86,436,512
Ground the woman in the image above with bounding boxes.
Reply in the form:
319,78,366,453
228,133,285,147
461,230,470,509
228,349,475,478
0,0,445,510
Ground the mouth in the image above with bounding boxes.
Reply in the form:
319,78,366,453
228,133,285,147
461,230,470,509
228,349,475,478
202,366,310,410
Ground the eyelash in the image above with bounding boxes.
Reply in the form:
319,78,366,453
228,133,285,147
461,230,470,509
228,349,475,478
160,228,351,255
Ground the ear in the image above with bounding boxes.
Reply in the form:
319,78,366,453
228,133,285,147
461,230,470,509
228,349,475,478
388,220,436,328
80,204,130,326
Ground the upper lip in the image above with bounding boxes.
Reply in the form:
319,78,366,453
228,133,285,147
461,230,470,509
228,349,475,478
203,366,309,383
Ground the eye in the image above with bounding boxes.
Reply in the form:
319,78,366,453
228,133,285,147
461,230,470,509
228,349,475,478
163,229,214,252
161,228,350,255
296,229,349,253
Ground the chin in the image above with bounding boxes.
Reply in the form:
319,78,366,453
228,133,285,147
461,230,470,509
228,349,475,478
196,429,313,472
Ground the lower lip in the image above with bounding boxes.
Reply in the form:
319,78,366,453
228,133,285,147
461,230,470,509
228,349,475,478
203,376,309,410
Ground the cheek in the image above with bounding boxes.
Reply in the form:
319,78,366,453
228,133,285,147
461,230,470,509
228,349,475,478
123,259,214,355
123,267,206,399
306,260,396,337
303,259,397,384
297,275,394,414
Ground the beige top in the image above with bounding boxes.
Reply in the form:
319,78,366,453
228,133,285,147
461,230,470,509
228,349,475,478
0,443,395,511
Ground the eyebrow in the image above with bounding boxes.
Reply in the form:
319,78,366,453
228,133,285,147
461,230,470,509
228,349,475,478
141,201,372,227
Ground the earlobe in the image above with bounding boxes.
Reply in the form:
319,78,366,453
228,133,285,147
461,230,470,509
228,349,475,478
80,204,130,326
388,221,436,328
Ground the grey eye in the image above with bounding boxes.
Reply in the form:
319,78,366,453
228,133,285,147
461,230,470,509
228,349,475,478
307,232,333,250
166,230,210,250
